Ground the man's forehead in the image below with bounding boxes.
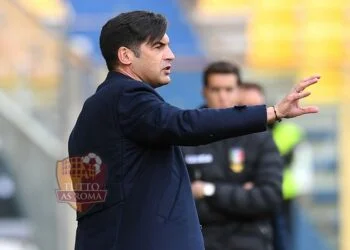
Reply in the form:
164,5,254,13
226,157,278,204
160,34,170,43
144,33,170,46
208,74,238,83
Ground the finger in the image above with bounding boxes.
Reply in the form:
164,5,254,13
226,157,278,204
294,75,321,93
301,75,321,82
300,106,319,114
291,91,311,101
295,77,319,93
299,91,311,99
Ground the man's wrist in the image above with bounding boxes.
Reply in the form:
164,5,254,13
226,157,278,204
203,183,216,197
273,106,282,122
267,106,283,124
266,107,276,124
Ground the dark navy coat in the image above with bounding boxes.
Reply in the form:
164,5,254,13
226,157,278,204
68,71,267,250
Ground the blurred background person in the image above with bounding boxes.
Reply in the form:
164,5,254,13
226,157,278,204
0,1,344,249
182,61,285,250
240,83,315,249
239,83,266,106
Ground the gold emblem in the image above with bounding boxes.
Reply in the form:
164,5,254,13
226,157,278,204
230,163,243,173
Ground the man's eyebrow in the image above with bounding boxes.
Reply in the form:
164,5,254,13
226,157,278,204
152,41,168,46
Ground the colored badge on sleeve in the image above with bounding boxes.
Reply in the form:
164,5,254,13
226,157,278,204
229,147,245,173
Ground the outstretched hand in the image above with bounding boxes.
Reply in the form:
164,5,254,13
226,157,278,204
275,75,320,119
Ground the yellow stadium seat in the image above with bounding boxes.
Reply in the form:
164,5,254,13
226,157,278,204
345,46,350,68
197,0,251,14
306,10,344,22
296,0,346,104
245,0,299,69
343,73,350,101
250,0,295,10
246,21,297,69
17,0,68,22
304,0,347,9
302,41,345,67
246,42,296,69
253,9,295,23
299,21,346,66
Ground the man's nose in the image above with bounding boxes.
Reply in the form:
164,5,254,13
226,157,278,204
166,47,175,61
218,90,227,99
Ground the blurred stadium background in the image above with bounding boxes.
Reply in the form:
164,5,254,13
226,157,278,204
0,0,349,249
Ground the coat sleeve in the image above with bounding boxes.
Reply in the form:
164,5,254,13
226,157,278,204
206,133,283,215
117,83,267,146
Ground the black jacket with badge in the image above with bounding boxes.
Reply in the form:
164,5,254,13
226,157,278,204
182,124,283,250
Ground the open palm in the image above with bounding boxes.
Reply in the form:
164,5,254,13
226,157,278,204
276,75,320,119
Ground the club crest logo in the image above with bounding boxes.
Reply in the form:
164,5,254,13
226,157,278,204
229,147,245,173
56,153,107,212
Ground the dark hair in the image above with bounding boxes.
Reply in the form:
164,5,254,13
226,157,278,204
240,82,265,95
203,61,241,87
99,11,167,71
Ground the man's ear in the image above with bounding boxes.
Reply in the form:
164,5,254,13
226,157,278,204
117,47,133,65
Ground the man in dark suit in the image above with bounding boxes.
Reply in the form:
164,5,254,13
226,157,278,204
68,10,320,250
